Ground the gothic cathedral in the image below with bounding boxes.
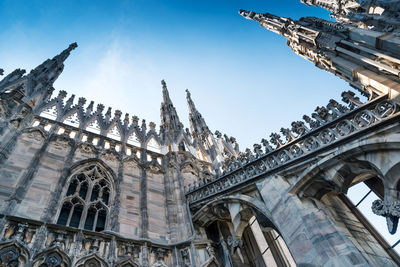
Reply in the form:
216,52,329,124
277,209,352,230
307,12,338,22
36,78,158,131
1,1,400,266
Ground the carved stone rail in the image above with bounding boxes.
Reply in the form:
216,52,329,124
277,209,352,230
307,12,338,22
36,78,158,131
185,93,400,205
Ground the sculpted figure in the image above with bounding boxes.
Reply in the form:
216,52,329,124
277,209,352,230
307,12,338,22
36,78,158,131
341,91,363,109
280,127,296,142
303,115,320,129
245,148,255,161
238,152,248,165
291,121,309,136
270,133,283,148
327,99,348,116
261,138,274,153
253,144,264,157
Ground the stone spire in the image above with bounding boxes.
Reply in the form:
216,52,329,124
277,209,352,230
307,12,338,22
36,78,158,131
0,43,77,101
185,89,229,165
160,80,183,140
186,89,211,138
29,42,78,85
239,10,292,38
239,9,400,97
299,0,400,31
300,0,365,17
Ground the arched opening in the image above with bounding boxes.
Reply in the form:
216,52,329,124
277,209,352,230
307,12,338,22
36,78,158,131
194,198,296,267
0,244,28,267
241,212,295,267
76,255,108,267
319,160,400,265
33,249,71,267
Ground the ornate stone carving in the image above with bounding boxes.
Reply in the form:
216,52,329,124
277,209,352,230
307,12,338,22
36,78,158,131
270,133,283,148
186,94,399,205
180,247,191,267
291,121,309,136
151,248,168,267
253,144,264,158
0,69,26,90
78,143,97,155
206,244,215,257
0,246,21,266
372,199,400,234
226,236,242,254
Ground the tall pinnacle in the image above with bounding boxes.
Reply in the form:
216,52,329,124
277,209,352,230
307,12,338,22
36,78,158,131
162,79,172,104
239,10,294,39
299,0,400,32
53,42,78,66
186,89,225,163
186,89,196,114
239,8,400,102
30,42,78,84
160,80,183,139
186,89,210,138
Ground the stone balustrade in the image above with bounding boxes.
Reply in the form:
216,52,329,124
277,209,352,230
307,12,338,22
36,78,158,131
185,92,400,204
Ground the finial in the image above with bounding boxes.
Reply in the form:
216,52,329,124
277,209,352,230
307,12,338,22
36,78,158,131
78,97,86,106
239,9,258,21
161,79,172,104
114,110,122,118
161,79,167,89
57,90,67,99
53,42,78,65
68,42,78,51
132,115,139,124
186,88,198,114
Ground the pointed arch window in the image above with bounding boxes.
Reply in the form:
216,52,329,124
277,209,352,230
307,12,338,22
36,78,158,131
34,251,70,267
56,164,113,232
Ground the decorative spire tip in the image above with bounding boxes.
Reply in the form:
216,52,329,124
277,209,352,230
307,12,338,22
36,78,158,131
69,42,78,51
161,79,167,89
239,9,254,19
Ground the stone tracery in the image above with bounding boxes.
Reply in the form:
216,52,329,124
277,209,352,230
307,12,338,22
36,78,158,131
56,164,113,232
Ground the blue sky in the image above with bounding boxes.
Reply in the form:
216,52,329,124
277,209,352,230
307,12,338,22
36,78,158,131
0,0,348,151
3,0,398,251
